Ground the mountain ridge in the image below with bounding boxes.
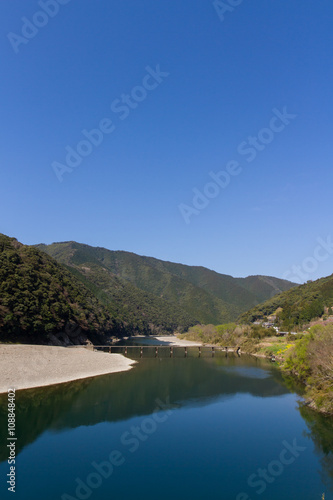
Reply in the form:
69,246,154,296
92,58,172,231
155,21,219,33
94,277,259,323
36,240,297,325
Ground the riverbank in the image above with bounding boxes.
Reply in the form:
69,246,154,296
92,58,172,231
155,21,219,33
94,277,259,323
179,324,333,416
0,345,136,394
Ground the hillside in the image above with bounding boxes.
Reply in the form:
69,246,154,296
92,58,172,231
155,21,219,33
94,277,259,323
239,273,333,329
0,234,197,342
65,264,197,335
36,241,296,324
0,234,118,344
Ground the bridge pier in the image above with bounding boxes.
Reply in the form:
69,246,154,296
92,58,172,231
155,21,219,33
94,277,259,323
96,344,236,358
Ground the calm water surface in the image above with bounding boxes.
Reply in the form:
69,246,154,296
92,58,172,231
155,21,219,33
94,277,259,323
0,349,332,500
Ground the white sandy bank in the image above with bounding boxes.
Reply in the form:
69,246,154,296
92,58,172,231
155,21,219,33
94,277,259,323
131,335,202,347
0,345,136,394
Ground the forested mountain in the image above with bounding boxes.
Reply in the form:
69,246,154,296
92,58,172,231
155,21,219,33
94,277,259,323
36,241,296,325
239,273,333,329
0,234,117,343
0,234,196,342
63,264,197,335
0,232,299,345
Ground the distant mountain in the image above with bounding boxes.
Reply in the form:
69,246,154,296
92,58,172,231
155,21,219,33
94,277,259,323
239,274,333,329
36,241,296,325
61,263,197,335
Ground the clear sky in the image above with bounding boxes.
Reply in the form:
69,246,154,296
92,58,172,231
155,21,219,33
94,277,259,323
1,0,333,283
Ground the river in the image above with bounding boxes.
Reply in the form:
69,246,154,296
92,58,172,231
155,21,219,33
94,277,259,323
0,346,332,499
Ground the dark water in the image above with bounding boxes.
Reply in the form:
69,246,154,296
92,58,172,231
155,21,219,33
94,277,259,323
0,351,333,500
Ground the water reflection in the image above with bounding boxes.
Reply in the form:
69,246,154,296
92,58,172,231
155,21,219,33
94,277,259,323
0,354,285,462
300,405,333,494
0,352,332,498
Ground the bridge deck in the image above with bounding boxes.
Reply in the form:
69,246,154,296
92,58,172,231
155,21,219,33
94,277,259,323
91,345,241,358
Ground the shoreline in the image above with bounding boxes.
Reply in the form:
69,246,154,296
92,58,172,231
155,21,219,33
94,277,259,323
0,345,136,394
2,339,328,415
244,350,333,416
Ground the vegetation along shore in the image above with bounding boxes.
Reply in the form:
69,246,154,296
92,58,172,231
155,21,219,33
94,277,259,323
178,321,333,416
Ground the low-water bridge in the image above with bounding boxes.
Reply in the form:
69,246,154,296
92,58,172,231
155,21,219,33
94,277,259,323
92,345,241,358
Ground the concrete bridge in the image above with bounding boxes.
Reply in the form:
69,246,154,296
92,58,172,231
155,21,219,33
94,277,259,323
93,345,241,358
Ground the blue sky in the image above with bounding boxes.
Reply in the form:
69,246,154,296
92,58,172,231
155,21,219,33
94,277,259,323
1,0,333,283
